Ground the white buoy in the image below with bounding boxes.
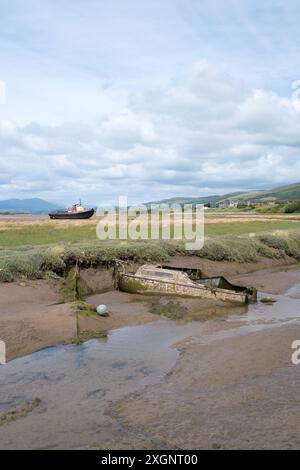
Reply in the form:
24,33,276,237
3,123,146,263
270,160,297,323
0,339,6,365
96,304,109,316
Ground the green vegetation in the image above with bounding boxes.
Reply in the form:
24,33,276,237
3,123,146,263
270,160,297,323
255,203,285,214
284,201,300,213
0,268,14,282
149,182,300,206
0,241,174,283
74,300,97,317
0,224,97,247
258,233,300,258
60,267,92,302
2,217,300,283
254,201,300,214
195,235,296,262
205,220,300,236
70,329,108,346
1,219,300,248
219,182,300,204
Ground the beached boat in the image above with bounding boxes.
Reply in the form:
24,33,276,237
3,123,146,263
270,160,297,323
118,265,257,304
49,202,94,220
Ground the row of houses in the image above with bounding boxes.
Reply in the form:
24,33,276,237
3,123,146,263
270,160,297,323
216,199,289,209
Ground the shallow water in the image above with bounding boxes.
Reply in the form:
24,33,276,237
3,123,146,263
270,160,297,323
228,286,300,326
1,285,300,449
0,321,207,449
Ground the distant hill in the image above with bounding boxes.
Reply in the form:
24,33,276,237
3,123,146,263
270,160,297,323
146,183,300,207
224,183,300,203
146,192,245,207
0,198,61,214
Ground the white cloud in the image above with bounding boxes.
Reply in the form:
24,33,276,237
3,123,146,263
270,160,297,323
1,61,300,203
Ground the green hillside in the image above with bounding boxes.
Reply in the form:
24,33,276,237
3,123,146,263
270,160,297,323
146,191,245,206
226,183,300,202
146,183,300,206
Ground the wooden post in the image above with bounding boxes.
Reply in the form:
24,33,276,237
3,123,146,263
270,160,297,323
0,339,6,365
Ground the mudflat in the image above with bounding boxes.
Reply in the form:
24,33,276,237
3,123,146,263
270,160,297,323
0,262,300,449
110,323,300,449
0,258,300,361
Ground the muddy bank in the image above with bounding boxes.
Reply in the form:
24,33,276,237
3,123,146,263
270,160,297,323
1,259,300,360
0,280,158,361
0,280,76,360
166,254,298,280
230,264,300,295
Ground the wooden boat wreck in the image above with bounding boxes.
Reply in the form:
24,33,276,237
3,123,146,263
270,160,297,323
118,265,257,304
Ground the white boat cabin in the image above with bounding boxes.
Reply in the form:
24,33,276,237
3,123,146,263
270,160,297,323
135,265,195,285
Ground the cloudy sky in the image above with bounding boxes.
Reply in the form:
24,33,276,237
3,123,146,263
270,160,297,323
1,0,300,205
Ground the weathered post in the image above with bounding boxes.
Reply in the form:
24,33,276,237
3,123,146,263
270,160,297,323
0,339,6,365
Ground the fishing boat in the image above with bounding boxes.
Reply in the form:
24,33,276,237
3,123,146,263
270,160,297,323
49,201,95,220
118,264,257,304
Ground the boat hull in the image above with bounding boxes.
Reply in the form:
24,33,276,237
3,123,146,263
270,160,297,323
118,274,249,303
49,209,95,219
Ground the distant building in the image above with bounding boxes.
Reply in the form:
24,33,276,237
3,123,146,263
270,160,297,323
216,199,239,209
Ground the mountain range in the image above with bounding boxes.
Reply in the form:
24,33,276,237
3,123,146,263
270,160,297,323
1,183,300,213
0,198,61,214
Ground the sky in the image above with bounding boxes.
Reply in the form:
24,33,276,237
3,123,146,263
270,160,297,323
1,0,300,204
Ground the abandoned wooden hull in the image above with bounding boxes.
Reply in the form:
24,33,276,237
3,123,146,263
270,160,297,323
118,273,252,304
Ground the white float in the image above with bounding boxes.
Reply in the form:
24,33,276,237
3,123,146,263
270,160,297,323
96,304,109,316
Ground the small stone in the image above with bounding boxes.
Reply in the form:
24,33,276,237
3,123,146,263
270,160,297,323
212,442,222,449
260,297,276,304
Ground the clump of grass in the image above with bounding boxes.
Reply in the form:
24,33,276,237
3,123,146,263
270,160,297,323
2,254,43,280
284,201,300,213
195,237,260,262
150,301,187,320
195,239,232,261
62,242,171,268
194,233,300,263
74,300,96,317
71,329,108,346
0,241,174,283
258,233,300,259
0,268,14,283
38,253,66,274
256,242,283,259
0,250,65,281
46,245,65,257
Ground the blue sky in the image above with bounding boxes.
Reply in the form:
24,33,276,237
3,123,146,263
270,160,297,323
1,0,300,204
